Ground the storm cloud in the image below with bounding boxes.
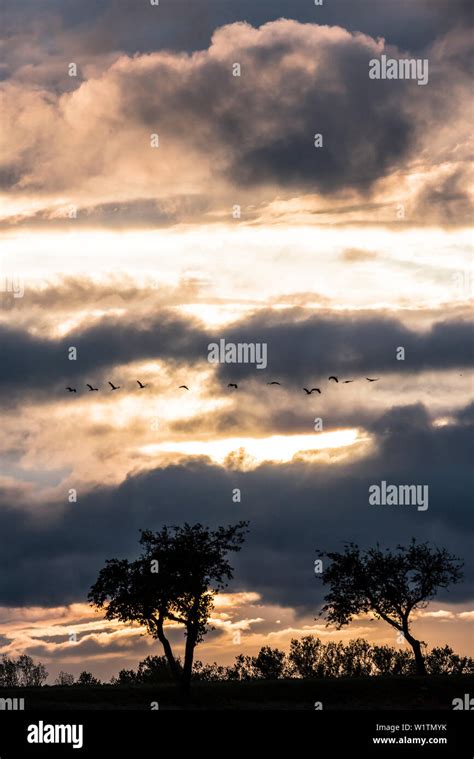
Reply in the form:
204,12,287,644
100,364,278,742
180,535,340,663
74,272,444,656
0,0,472,677
0,402,472,611
0,16,470,229
0,310,472,398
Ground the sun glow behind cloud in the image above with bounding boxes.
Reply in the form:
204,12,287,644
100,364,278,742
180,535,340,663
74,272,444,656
139,428,364,468
0,4,472,684
1,226,471,313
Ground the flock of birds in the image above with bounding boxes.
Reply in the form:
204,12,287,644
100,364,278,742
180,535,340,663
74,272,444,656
65,376,380,394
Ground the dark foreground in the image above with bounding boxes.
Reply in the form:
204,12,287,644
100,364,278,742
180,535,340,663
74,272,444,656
1,685,473,757
2,674,473,710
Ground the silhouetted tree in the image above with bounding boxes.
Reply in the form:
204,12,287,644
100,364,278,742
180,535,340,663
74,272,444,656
316,540,463,675
342,638,373,677
107,638,472,684
137,655,176,683
111,669,138,686
76,671,101,686
55,671,75,686
15,655,47,686
288,636,326,678
111,656,189,685
322,641,345,677
192,660,226,681
251,646,286,679
226,653,255,681
0,656,19,686
89,521,248,698
426,646,474,675
0,655,48,686
371,645,414,676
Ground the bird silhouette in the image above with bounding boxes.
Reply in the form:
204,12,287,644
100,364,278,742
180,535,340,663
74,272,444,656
73,373,381,397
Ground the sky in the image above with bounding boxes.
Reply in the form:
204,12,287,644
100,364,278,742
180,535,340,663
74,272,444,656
0,0,472,682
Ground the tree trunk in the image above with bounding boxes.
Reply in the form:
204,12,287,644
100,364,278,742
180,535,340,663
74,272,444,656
155,615,182,685
404,628,426,675
181,625,197,701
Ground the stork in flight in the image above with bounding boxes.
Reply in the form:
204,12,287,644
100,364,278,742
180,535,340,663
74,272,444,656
86,384,99,391
137,380,148,389
303,387,321,395
108,382,120,390
328,376,339,383
66,387,77,393
179,385,189,390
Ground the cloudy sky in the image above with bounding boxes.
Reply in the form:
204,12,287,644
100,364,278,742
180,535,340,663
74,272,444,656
0,0,472,681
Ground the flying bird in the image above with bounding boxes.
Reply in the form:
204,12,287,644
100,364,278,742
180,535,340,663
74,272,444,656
366,377,379,382
108,382,120,390
227,383,238,389
179,385,189,390
86,384,98,391
267,381,281,386
328,376,339,383
137,380,148,389
303,388,321,394
343,380,354,384
66,387,77,393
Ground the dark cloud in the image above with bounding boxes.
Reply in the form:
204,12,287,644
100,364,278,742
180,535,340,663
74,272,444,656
455,400,474,425
3,0,470,60
217,312,474,381
0,311,472,400
0,311,207,399
0,403,472,611
110,22,419,195
1,11,471,224
0,21,451,201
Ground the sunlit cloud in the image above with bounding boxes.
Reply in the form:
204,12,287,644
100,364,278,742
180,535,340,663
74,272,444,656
139,429,365,468
0,5,472,684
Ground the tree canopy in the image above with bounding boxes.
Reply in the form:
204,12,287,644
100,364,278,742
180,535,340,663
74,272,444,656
316,539,463,675
89,521,248,696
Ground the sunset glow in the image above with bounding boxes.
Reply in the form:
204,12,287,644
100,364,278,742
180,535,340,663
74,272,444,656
0,0,472,696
